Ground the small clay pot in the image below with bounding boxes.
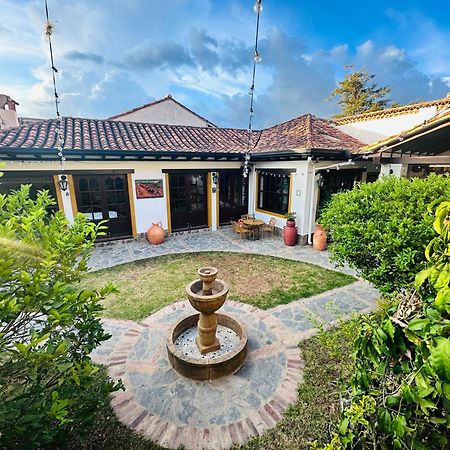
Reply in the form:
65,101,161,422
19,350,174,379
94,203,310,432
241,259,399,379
313,224,327,251
283,220,298,246
147,221,165,245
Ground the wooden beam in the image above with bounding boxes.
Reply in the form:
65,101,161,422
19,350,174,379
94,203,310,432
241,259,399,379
380,156,450,165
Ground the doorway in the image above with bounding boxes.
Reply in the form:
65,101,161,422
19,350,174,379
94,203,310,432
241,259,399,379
219,171,248,225
168,173,208,231
73,174,132,239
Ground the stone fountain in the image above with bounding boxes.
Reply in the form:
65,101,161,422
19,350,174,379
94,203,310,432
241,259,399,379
166,267,248,380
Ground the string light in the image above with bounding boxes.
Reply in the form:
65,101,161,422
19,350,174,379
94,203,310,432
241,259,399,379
44,0,65,172
243,0,263,178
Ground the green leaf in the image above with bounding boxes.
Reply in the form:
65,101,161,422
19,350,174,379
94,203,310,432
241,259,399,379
392,415,406,438
378,408,391,433
429,338,450,380
338,417,349,434
415,268,432,290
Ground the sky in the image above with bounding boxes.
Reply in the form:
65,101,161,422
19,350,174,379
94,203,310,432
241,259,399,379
1,0,450,129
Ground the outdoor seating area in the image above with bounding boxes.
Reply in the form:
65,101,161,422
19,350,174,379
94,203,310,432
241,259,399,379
231,215,277,241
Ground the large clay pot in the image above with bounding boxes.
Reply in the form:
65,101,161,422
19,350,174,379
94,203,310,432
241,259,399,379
283,220,298,246
313,224,327,251
147,221,165,245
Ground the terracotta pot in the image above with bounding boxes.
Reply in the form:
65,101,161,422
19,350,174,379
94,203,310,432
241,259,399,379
147,221,165,245
283,220,298,246
313,224,327,251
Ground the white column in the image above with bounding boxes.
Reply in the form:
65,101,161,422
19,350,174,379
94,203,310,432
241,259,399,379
247,168,256,215
380,163,407,178
57,174,75,223
211,184,218,231
289,160,315,243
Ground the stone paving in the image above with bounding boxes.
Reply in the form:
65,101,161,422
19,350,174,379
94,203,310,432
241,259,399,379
89,229,379,450
89,227,353,275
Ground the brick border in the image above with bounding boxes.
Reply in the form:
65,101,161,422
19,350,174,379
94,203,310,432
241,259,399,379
100,301,304,450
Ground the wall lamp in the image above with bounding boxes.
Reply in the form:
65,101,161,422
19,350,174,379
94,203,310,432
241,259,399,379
211,172,219,193
58,174,68,192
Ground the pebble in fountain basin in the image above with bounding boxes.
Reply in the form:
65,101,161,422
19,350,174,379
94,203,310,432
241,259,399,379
166,267,248,380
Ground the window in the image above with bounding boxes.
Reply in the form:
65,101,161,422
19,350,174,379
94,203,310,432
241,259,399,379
257,170,290,215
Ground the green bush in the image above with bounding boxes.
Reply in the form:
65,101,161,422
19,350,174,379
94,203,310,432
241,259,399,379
0,186,121,449
320,174,450,292
322,201,450,449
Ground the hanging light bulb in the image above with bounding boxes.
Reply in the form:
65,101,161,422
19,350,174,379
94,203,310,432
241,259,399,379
254,50,261,63
253,0,263,14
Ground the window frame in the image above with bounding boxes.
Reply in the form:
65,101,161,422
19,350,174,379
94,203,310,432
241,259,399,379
256,170,291,216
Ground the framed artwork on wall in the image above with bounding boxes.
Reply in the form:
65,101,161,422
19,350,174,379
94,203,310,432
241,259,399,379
135,179,164,199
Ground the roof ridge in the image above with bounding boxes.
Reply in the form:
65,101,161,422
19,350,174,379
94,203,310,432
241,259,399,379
106,95,216,126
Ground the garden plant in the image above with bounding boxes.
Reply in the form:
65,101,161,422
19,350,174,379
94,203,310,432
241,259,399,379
0,186,121,449
320,174,450,292
323,200,450,449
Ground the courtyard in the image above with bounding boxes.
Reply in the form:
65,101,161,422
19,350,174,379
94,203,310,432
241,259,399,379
76,230,380,449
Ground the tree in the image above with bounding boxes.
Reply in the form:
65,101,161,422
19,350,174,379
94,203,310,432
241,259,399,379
330,67,391,118
0,185,121,448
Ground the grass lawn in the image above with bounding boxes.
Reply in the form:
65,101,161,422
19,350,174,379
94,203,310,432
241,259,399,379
80,252,355,320
67,322,357,450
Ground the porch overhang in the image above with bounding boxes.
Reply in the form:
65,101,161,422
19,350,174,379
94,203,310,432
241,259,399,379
365,112,450,161
0,148,244,162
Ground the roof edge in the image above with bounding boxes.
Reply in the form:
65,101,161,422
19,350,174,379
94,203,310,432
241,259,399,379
334,96,450,125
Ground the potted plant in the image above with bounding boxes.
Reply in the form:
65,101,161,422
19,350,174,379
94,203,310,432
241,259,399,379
283,212,298,246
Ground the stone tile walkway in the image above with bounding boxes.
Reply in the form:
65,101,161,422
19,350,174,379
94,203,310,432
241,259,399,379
90,227,354,275
89,229,379,449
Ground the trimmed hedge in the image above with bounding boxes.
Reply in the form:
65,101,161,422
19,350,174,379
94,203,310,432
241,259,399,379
320,174,450,292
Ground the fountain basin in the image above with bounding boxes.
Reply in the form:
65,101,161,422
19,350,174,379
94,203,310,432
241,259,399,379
167,313,248,380
186,279,229,314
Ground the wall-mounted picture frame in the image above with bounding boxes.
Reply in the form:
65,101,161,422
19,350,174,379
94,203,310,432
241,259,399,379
135,179,164,199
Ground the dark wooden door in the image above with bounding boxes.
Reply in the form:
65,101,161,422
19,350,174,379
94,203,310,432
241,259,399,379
73,174,132,239
219,171,248,225
169,173,208,231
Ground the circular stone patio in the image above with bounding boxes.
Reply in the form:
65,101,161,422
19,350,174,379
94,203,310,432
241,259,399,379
91,299,305,450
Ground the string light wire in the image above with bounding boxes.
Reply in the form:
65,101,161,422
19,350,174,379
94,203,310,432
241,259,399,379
44,0,65,170
243,0,263,178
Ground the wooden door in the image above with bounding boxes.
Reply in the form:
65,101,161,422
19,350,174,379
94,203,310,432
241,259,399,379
73,174,132,239
219,171,248,225
169,173,208,231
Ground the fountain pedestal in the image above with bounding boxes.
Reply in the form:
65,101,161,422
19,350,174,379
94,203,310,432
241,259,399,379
196,312,220,354
166,266,248,380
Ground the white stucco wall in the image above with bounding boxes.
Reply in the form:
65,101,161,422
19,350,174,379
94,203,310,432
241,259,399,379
2,159,240,234
337,106,438,144
111,99,212,127
252,160,314,239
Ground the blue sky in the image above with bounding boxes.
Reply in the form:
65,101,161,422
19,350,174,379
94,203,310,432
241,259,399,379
1,0,449,128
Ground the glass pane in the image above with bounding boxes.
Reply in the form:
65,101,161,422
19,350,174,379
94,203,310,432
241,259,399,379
79,178,88,191
114,176,124,190
90,178,99,190
104,177,114,190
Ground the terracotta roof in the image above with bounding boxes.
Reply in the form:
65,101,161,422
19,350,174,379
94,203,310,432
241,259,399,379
0,114,365,156
107,95,216,127
334,95,450,125
256,114,364,153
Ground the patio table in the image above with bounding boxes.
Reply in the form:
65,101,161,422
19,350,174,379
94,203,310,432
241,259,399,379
242,218,265,240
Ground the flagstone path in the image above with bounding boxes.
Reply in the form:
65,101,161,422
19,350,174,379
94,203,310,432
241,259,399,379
89,229,379,450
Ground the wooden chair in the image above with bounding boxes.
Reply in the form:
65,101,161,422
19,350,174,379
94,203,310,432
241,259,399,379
231,220,252,239
260,217,276,237
241,214,251,220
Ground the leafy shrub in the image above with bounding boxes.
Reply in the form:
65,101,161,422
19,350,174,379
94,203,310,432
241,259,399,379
0,186,121,449
320,174,450,292
323,201,450,449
